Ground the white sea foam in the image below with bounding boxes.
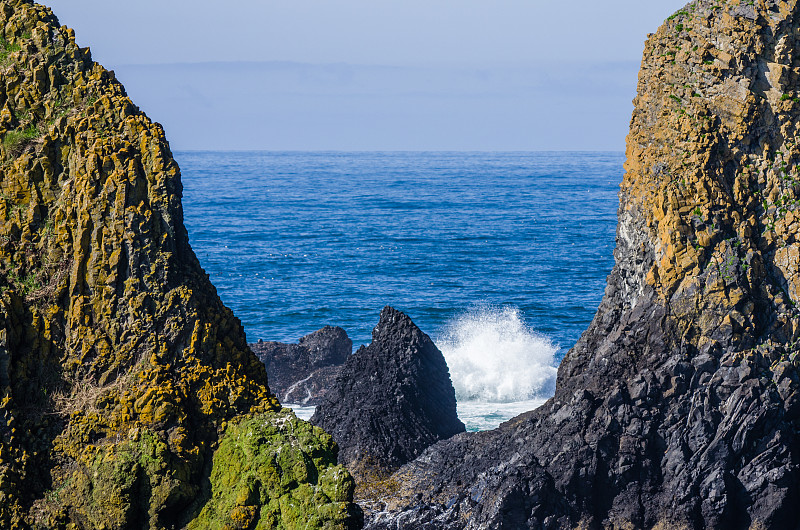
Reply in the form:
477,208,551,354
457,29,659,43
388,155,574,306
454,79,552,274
436,305,558,405
455,399,548,432
284,404,316,421
436,306,559,430
288,306,559,431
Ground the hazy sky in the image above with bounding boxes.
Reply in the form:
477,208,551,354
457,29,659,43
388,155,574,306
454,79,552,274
44,0,689,151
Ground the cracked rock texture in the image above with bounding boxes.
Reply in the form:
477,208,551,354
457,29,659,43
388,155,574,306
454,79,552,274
364,1,800,528
311,307,465,485
251,326,351,405
0,1,358,528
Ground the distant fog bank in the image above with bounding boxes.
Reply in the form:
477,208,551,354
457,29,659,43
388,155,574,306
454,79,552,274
113,60,639,152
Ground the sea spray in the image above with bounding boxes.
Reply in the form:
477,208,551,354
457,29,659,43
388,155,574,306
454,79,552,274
436,305,558,430
291,306,562,429
437,305,558,402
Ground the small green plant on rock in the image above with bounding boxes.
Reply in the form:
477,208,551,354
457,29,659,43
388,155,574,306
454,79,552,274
3,125,39,154
0,37,20,64
40,217,55,241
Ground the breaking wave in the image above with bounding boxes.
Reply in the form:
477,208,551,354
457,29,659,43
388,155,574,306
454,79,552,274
437,305,558,404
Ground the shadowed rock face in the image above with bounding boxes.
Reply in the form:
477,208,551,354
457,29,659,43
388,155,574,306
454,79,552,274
0,1,358,528
364,2,800,528
311,307,465,481
252,326,352,404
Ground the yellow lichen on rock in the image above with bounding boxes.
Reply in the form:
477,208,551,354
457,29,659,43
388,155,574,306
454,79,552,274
613,0,800,354
0,1,357,528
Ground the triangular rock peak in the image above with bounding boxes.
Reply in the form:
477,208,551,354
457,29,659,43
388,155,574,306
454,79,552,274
0,1,358,527
312,307,465,480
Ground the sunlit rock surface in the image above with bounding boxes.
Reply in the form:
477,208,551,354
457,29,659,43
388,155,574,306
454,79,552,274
0,1,359,527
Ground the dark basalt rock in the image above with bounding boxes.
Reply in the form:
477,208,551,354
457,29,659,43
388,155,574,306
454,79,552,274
301,325,353,367
311,307,465,480
251,325,351,404
363,1,800,528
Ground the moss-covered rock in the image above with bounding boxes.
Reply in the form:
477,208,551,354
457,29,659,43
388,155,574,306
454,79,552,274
0,1,359,528
189,410,360,530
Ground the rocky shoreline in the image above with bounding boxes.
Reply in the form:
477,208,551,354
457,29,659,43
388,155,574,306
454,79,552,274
1,0,799,528
253,1,800,527
363,1,800,527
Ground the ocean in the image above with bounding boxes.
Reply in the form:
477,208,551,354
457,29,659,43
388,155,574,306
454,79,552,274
176,151,623,431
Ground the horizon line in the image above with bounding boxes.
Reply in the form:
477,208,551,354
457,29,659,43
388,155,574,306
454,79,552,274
171,149,627,154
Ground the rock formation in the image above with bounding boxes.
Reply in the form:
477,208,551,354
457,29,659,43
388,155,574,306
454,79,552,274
251,326,351,404
0,1,358,528
311,307,465,483
364,1,800,528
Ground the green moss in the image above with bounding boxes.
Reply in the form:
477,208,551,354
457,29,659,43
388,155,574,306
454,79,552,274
0,37,21,64
188,410,359,530
2,125,39,154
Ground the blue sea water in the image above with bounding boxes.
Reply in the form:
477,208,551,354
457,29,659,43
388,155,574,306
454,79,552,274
176,151,624,430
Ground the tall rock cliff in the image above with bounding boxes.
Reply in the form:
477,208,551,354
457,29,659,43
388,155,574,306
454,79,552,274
366,1,800,528
0,1,358,528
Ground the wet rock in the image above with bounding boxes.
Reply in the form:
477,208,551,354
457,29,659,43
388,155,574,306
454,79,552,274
311,307,465,481
251,326,351,404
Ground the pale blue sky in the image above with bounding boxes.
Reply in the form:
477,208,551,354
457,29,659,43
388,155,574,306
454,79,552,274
44,0,688,150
